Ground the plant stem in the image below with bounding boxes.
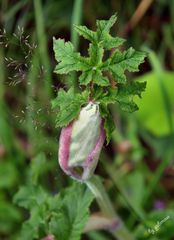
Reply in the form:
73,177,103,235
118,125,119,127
143,147,173,204
86,175,134,240
71,0,83,51
33,0,52,99
104,163,146,222
26,50,40,151
70,0,83,90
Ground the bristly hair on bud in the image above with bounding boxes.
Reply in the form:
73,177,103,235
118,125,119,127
52,13,146,180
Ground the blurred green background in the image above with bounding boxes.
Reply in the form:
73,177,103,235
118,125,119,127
0,0,174,239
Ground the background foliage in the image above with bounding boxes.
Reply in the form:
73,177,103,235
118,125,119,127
0,0,174,239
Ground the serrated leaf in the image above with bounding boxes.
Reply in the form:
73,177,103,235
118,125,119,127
104,48,146,83
118,100,138,112
52,88,89,127
53,38,90,74
19,208,44,240
88,43,104,65
103,36,126,50
13,185,48,209
93,70,110,86
99,104,115,144
92,86,104,100
94,88,118,104
104,114,115,144
120,81,146,97
74,25,96,43
79,70,93,85
115,81,146,112
49,182,94,240
96,14,117,41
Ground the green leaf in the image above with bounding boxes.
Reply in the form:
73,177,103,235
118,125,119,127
13,185,49,239
53,38,90,74
88,43,104,66
96,14,117,42
94,88,118,104
79,70,93,85
0,201,21,234
103,36,126,50
95,14,125,51
95,81,145,114
123,81,146,97
19,208,44,240
104,48,146,83
104,114,115,144
93,70,110,86
13,185,48,209
30,153,47,185
49,182,94,240
79,43,106,86
118,101,138,112
52,88,89,127
115,81,146,112
99,104,115,144
74,25,96,43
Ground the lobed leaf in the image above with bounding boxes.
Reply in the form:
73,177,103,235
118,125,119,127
93,70,110,86
103,36,126,50
96,14,117,42
53,38,90,74
13,185,48,210
115,81,146,112
104,48,146,83
88,43,104,65
49,183,94,240
52,88,89,127
74,25,96,43
96,88,118,105
79,70,93,85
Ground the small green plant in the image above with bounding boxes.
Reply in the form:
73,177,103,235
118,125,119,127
52,13,146,181
52,13,146,143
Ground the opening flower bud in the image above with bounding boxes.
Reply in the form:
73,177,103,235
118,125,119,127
58,102,105,181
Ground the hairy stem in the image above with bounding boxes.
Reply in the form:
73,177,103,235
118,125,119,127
86,175,134,240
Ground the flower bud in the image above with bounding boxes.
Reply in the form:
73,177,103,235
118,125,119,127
58,102,105,181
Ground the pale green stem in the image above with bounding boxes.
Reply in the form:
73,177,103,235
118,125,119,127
71,0,83,51
70,0,84,90
33,0,52,98
86,175,135,240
